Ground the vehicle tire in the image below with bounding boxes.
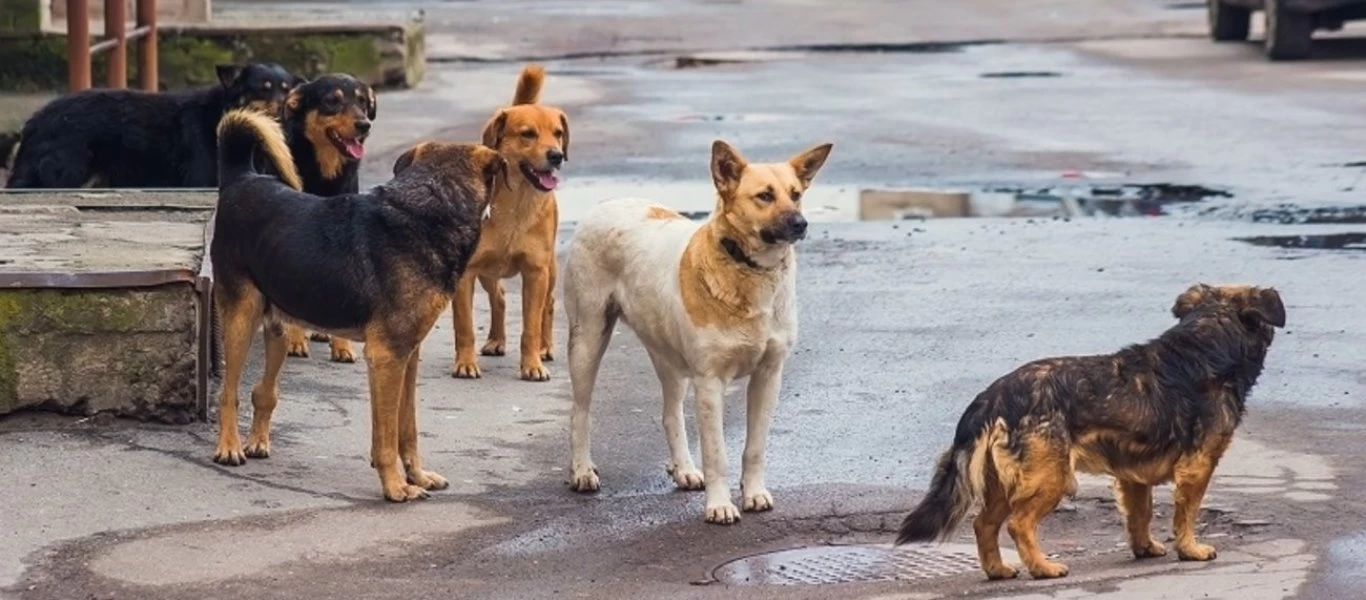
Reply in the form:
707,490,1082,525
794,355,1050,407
1264,0,1315,60
1207,0,1251,41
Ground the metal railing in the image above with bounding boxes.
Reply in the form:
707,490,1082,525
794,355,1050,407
65,0,159,92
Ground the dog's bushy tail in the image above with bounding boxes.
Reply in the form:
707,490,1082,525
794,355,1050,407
895,408,1005,546
512,64,545,105
216,109,302,191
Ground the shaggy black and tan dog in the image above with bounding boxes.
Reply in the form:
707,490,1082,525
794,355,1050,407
896,284,1285,580
209,109,503,502
6,63,300,189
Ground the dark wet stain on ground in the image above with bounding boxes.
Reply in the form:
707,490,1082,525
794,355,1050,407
980,71,1063,78
1236,205,1366,225
1235,233,1366,251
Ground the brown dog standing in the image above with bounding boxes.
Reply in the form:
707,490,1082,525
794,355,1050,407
452,64,567,381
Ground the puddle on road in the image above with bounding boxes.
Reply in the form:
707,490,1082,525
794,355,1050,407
711,544,987,586
979,71,1063,79
1235,233,1366,251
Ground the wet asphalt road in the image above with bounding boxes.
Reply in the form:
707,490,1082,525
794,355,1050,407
5,1,1366,598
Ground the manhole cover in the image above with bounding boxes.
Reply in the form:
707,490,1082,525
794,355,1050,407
711,544,985,586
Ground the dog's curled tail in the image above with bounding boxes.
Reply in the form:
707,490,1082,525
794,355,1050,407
895,413,1006,546
216,109,302,191
512,64,546,106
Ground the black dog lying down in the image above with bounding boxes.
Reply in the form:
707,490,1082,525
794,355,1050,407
897,284,1284,581
6,63,299,189
209,109,505,502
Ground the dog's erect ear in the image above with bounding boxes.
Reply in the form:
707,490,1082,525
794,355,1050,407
789,142,833,189
1172,283,1213,319
558,112,570,161
481,111,509,150
710,140,748,198
393,142,432,176
1243,288,1286,328
216,65,245,89
364,86,378,121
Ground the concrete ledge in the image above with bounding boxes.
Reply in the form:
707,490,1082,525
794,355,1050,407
0,191,215,423
0,20,424,92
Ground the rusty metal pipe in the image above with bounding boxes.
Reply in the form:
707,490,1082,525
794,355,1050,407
105,0,128,88
66,0,91,91
137,0,158,92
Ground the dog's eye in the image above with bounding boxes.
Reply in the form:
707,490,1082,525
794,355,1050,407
553,129,564,139
756,190,775,203
791,190,802,202
520,130,537,140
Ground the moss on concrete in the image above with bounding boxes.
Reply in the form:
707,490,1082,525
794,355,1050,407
0,293,20,412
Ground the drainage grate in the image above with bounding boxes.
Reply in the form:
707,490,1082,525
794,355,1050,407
711,544,983,586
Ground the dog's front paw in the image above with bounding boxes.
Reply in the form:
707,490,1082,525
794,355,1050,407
983,563,1021,580
520,361,551,382
213,438,247,466
242,434,271,459
480,338,506,356
1027,560,1069,579
743,489,774,512
667,465,705,490
1178,543,1217,561
407,468,450,491
309,331,331,342
329,341,357,363
452,360,482,379
285,338,310,358
541,348,554,362
569,463,600,493
383,483,431,503
1132,539,1168,559
705,502,742,525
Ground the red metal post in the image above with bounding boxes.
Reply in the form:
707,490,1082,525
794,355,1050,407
105,0,127,88
136,0,158,92
66,0,92,91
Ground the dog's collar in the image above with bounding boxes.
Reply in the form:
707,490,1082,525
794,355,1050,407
720,237,768,270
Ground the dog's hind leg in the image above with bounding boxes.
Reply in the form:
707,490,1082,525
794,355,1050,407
452,274,483,378
1114,479,1167,558
365,341,428,502
478,275,507,357
539,260,556,362
328,338,357,363
653,353,701,491
212,288,265,466
566,290,617,493
974,472,1020,580
740,362,784,513
242,321,287,459
517,265,553,381
1004,433,1071,579
1173,434,1232,561
399,347,448,491
695,376,740,524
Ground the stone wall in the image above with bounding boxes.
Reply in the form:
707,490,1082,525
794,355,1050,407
0,285,201,423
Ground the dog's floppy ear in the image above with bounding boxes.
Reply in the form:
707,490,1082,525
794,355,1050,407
1172,283,1213,319
710,139,748,199
364,86,378,121
480,148,507,193
789,142,833,189
1243,288,1286,328
393,142,433,176
558,112,570,161
216,64,245,88
481,110,509,150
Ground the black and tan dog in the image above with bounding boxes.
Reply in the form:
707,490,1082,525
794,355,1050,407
7,63,300,189
896,284,1285,580
272,73,379,363
209,109,504,502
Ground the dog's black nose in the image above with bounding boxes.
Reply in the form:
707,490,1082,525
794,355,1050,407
785,212,808,239
355,120,372,134
546,148,564,168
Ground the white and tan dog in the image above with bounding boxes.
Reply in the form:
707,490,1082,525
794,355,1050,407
562,139,833,524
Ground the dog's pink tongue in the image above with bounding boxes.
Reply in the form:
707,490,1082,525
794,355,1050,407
536,170,559,190
342,139,365,161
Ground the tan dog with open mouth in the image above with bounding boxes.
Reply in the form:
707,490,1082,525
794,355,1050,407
451,64,567,382
562,140,833,524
